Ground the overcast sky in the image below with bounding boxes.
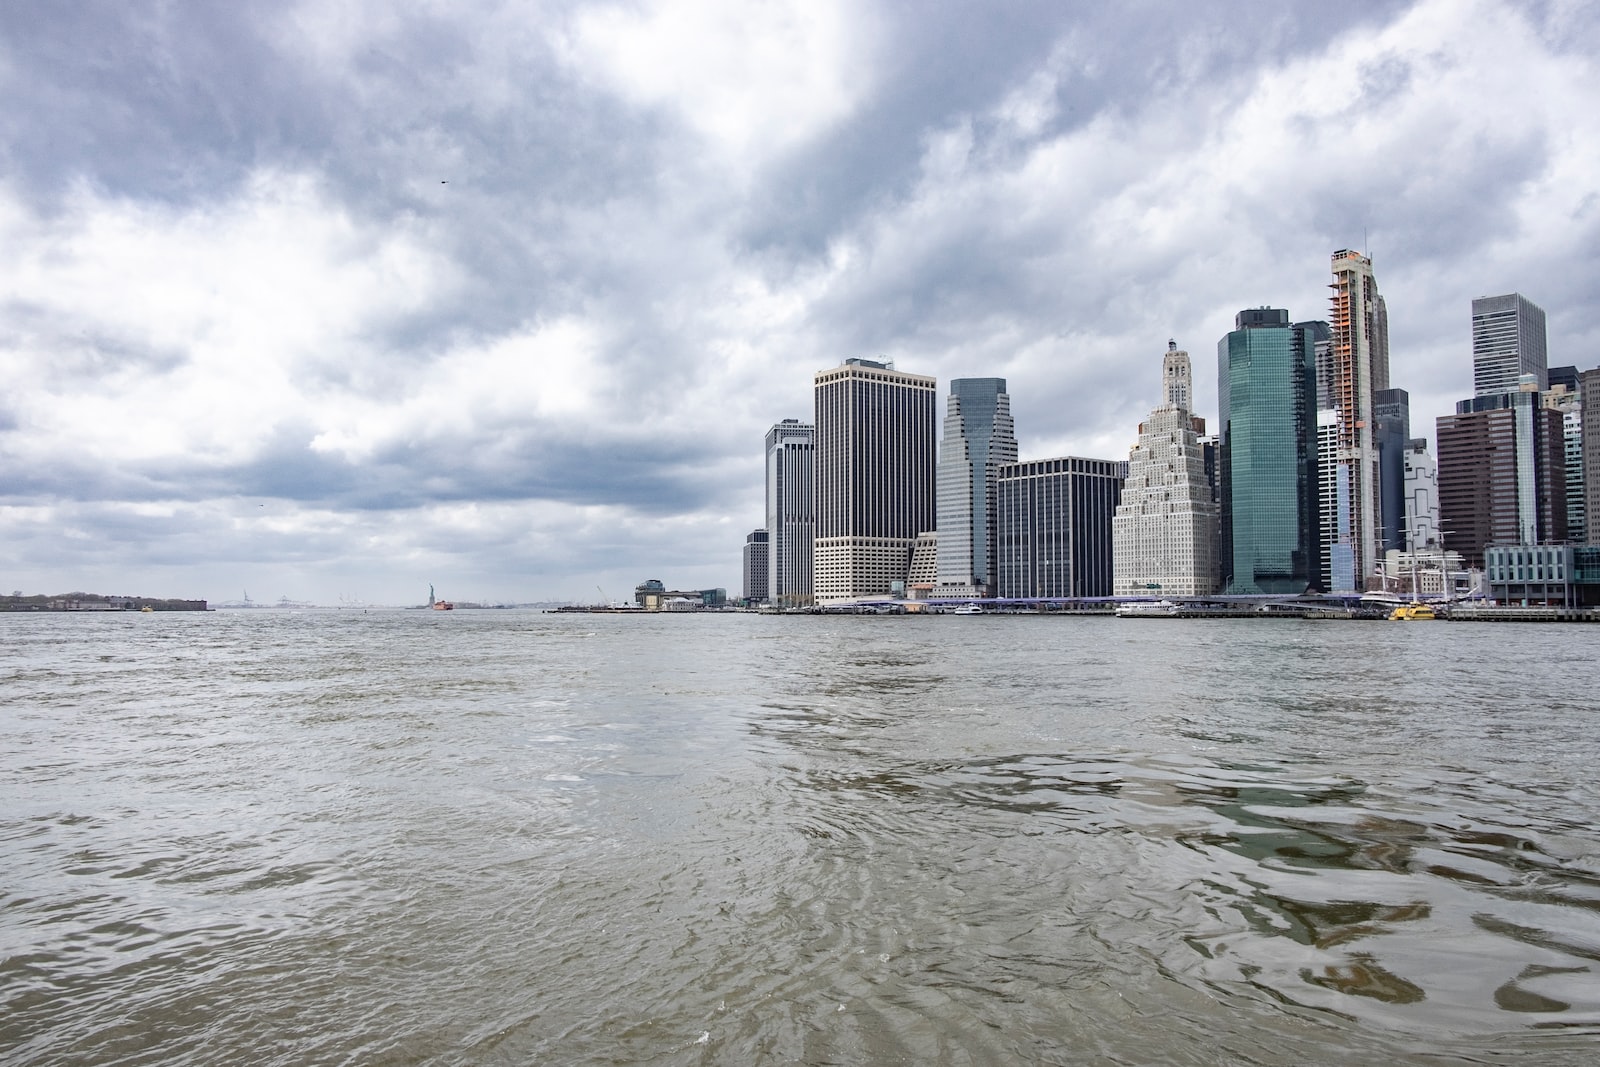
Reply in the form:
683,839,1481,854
3,0,1596,605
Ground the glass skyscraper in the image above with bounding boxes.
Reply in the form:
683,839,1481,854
1217,308,1321,594
935,378,1017,594
1373,387,1411,554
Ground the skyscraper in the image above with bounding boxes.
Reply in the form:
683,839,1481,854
1437,391,1567,569
812,358,937,604
1543,377,1585,542
1327,250,1388,588
1112,341,1219,596
765,419,815,606
1583,368,1600,543
995,457,1126,599
1218,308,1321,594
742,529,769,603
1472,293,1548,396
1374,388,1411,553
935,378,1018,595
1402,439,1439,551
1316,409,1352,591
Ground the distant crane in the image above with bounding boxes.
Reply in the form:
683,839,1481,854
596,585,608,607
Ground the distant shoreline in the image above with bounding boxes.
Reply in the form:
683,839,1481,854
1,594,207,612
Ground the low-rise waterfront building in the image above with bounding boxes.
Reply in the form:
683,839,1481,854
633,581,723,611
1380,547,1467,598
1484,544,1600,607
908,531,939,599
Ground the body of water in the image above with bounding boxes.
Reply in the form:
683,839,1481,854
3,610,1598,1064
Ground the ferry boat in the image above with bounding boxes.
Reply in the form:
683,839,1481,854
952,603,986,615
1116,600,1181,618
1387,601,1436,621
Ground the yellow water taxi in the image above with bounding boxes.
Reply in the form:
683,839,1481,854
1387,602,1436,621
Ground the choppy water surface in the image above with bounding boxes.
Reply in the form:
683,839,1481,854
3,610,1599,1065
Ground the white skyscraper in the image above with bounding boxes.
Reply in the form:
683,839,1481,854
1317,409,1352,592
935,378,1018,596
1112,341,1219,597
1402,438,1438,550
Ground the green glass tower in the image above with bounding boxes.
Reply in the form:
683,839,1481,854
1217,308,1321,594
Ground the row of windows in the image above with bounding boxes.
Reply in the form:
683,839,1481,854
814,375,937,540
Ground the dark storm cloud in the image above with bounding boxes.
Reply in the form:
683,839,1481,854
0,4,318,207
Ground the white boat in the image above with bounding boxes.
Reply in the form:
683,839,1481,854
1115,600,1180,617
952,604,985,615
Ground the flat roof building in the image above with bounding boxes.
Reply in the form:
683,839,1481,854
765,419,815,606
995,457,1126,599
1473,293,1548,396
812,359,938,604
935,378,1017,596
1218,308,1322,594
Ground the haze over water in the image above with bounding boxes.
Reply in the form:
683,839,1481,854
3,611,1598,1065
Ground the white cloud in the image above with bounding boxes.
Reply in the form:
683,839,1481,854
307,316,606,462
790,0,1600,447
559,0,877,167
0,171,459,469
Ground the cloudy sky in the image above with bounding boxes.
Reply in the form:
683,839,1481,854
3,0,1596,605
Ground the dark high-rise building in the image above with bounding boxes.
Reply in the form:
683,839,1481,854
1437,391,1567,569
935,378,1018,594
812,359,938,603
994,457,1126,599
1217,308,1321,594
765,419,814,606
1472,293,1548,395
742,529,769,602
1374,388,1411,553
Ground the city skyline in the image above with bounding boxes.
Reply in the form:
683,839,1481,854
3,1,1598,604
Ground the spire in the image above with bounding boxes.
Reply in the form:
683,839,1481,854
1161,341,1192,411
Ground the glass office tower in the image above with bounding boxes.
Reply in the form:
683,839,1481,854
1218,308,1321,594
935,378,1018,594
